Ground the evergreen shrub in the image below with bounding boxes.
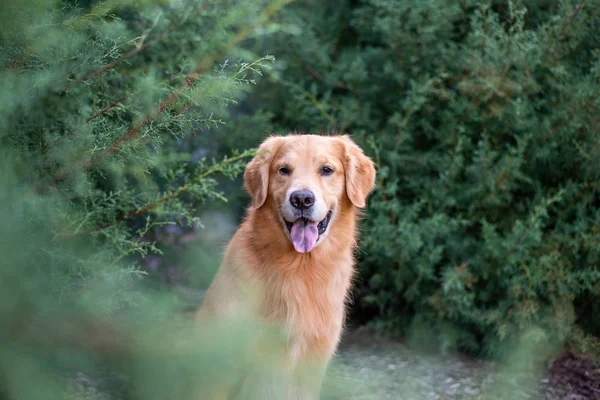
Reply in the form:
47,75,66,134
245,0,600,358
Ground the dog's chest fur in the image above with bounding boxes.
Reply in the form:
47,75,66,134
258,251,354,361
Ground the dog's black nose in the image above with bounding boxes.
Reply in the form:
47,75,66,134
290,190,315,210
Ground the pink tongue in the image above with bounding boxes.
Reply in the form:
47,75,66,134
290,220,319,253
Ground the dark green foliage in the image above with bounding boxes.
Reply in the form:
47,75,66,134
245,0,600,358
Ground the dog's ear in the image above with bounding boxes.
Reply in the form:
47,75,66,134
244,136,285,209
339,135,376,208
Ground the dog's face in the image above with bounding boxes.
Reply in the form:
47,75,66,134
244,135,376,253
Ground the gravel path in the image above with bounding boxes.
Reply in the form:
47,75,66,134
322,330,575,400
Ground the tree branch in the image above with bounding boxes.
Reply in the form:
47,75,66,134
48,0,292,186
42,97,126,152
56,150,254,240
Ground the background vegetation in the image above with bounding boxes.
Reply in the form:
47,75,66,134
235,0,600,360
1,0,599,398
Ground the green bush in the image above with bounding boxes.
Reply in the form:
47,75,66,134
245,0,600,358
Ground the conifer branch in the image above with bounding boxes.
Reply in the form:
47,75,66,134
558,0,587,37
79,35,165,82
57,150,254,239
79,2,214,82
547,96,595,138
42,97,126,152
104,1,292,157
48,0,294,185
5,2,209,74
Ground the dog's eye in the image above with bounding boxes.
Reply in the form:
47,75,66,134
321,166,334,176
279,166,291,176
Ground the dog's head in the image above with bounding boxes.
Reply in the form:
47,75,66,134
244,134,376,253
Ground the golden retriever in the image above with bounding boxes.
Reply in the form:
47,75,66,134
196,134,376,399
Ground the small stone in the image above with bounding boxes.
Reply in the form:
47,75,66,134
463,387,479,396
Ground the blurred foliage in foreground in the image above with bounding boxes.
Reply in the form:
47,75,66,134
0,0,306,398
231,0,600,360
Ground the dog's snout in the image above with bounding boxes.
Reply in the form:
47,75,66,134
290,190,315,210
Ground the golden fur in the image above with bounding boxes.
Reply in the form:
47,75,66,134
197,134,376,399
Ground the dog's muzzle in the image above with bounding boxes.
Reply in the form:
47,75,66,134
284,210,332,253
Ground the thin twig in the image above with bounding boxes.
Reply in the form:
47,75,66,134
80,31,168,82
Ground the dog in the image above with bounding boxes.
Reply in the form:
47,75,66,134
196,134,376,399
